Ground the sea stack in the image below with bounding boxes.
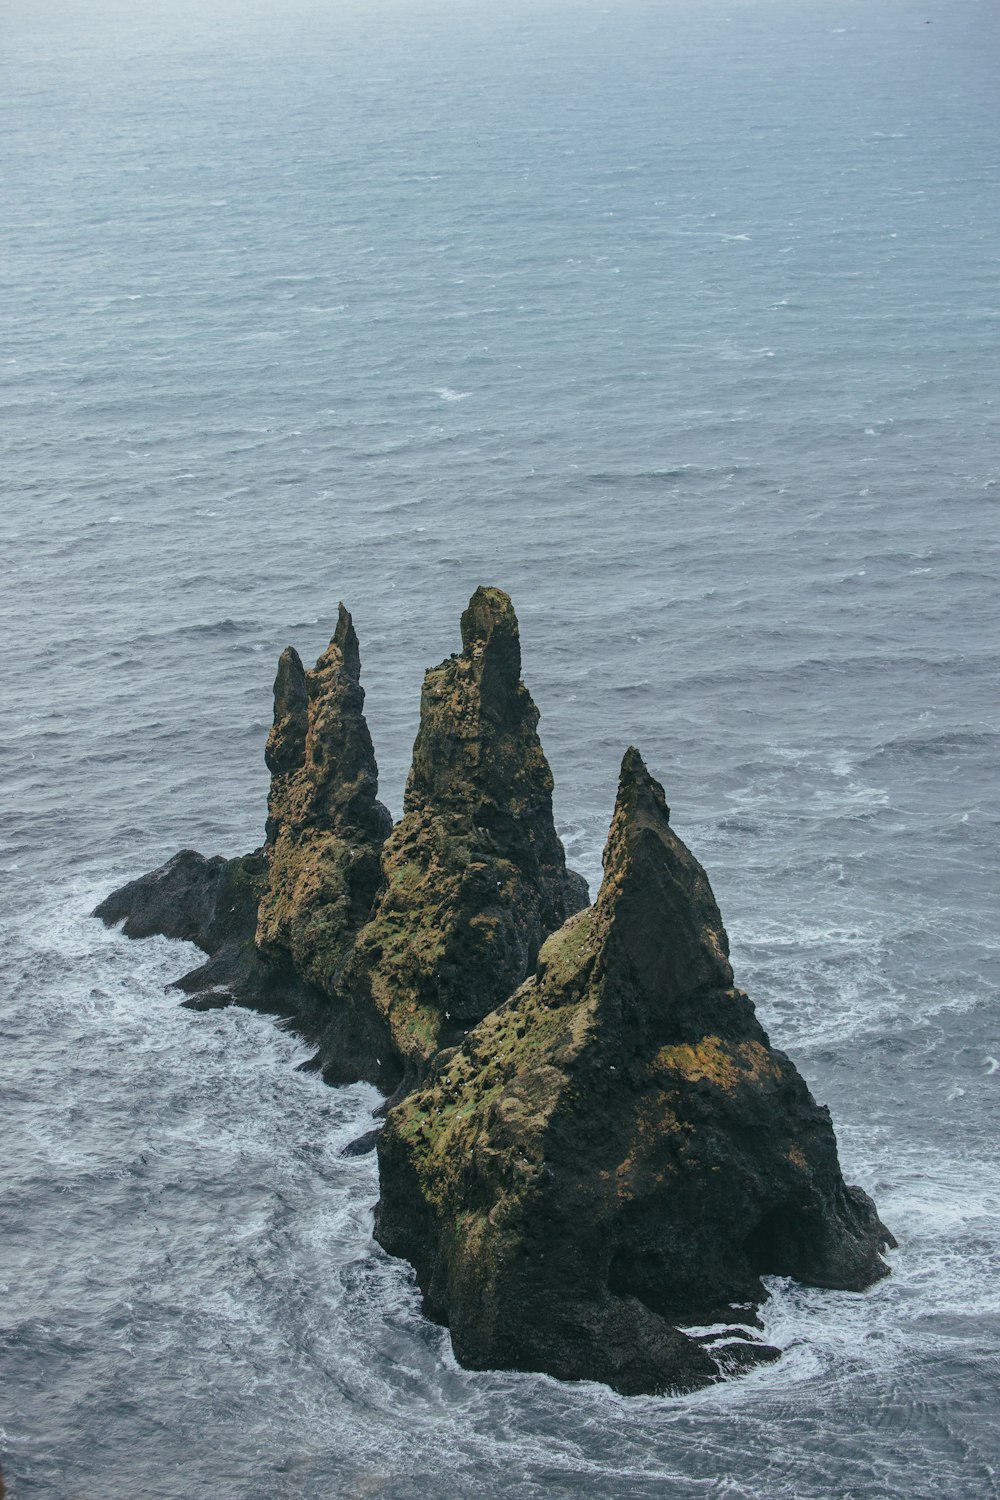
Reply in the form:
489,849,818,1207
255,603,392,995
96,595,893,1396
374,748,895,1395
94,605,391,1023
329,587,587,1098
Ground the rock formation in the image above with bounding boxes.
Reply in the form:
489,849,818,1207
96,592,893,1395
94,590,585,1092
374,748,895,1395
329,587,587,1098
92,844,298,1013
255,604,392,995
95,604,391,1026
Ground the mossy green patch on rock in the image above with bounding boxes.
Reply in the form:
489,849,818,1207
653,1036,781,1092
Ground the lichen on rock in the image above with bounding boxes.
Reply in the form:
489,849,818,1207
331,587,587,1096
374,747,895,1395
94,603,391,1025
255,603,392,997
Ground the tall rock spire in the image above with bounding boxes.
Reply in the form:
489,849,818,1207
264,646,308,780
330,588,587,1094
374,748,894,1395
256,604,391,995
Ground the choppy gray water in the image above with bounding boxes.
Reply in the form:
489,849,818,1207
3,0,999,1494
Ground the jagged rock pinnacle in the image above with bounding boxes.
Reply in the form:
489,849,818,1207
265,647,308,777
599,746,734,1031
93,605,390,1024
404,585,539,819
255,606,391,993
332,599,362,680
374,748,894,1395
456,584,521,718
331,588,587,1095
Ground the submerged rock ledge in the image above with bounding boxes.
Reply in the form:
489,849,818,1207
95,588,894,1395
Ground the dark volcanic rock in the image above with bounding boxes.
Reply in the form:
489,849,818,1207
173,849,308,1017
95,844,306,1015
374,748,895,1395
94,848,226,945
94,605,389,1023
328,587,587,1097
96,593,894,1396
255,604,392,995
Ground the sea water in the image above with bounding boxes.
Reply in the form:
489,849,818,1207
2,0,999,1494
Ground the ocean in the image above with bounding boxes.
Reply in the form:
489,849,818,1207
2,0,998,1494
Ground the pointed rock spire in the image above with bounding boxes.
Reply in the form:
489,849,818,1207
331,598,362,679
255,605,391,993
597,746,734,1036
265,647,308,778
94,605,391,1024
405,584,540,820
332,588,587,1093
458,583,522,721
374,748,894,1396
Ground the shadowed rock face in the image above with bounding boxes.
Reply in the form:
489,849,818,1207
374,748,895,1396
93,848,231,947
255,604,392,996
330,587,587,1096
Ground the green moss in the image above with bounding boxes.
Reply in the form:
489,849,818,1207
256,833,360,989
653,1037,779,1093
226,851,266,896
387,903,603,1215
387,991,444,1060
535,907,597,991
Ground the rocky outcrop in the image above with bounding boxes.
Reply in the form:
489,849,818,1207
93,590,583,1088
255,605,392,995
94,605,391,1024
92,846,300,1014
374,748,895,1395
94,847,231,947
96,593,893,1397
327,588,587,1097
